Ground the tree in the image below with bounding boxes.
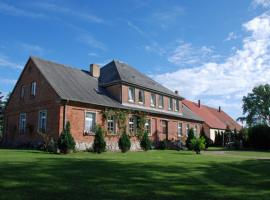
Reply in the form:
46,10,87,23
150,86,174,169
200,127,211,149
93,125,106,153
58,121,76,154
186,128,195,150
140,132,151,151
118,131,131,153
0,92,4,140
241,84,270,126
191,137,206,154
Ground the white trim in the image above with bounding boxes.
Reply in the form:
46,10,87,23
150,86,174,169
19,112,26,134
84,110,97,135
38,110,47,133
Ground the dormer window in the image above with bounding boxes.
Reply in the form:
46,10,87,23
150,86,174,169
158,95,164,108
150,93,156,107
168,98,173,110
31,82,36,96
174,99,179,111
138,90,144,104
128,87,135,102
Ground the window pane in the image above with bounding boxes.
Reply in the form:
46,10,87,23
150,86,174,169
31,82,36,96
151,94,156,107
138,90,144,103
158,95,163,108
129,116,136,134
178,123,182,137
85,112,95,133
107,116,115,134
128,87,135,102
38,111,47,133
169,98,173,110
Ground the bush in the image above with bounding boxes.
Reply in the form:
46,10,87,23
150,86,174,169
118,132,131,153
47,138,58,153
248,124,270,150
140,132,151,151
58,122,75,154
93,125,106,153
191,137,206,154
159,140,168,150
200,127,212,149
186,129,195,150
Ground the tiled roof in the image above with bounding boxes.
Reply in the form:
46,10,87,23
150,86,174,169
183,100,241,131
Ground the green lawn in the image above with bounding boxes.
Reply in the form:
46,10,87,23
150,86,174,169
0,149,269,200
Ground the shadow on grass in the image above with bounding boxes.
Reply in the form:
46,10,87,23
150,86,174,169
0,151,269,200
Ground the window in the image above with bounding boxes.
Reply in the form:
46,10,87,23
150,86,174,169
20,86,26,99
158,95,164,108
168,98,173,110
178,123,182,137
19,113,26,134
38,110,47,133
85,112,96,134
138,90,144,104
150,93,156,107
162,120,168,134
186,124,190,135
128,87,135,102
129,116,136,134
31,82,36,96
194,125,197,136
144,119,151,135
107,116,116,134
174,99,179,111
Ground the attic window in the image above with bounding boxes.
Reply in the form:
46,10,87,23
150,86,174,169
128,87,135,102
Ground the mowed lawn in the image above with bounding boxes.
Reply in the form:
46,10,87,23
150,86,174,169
0,149,270,200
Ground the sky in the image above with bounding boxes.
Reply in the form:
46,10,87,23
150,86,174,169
0,0,270,120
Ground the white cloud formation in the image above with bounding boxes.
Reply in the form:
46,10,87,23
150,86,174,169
253,0,270,8
19,43,45,55
225,32,238,41
79,34,107,51
152,13,270,119
0,56,22,69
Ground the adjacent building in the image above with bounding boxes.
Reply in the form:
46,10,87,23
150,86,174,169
3,57,204,150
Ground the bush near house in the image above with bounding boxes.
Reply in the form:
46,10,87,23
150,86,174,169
118,131,131,153
191,137,206,154
140,132,151,151
200,127,212,149
186,129,195,150
58,122,75,154
93,125,106,153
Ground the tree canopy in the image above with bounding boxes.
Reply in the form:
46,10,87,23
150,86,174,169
242,84,270,126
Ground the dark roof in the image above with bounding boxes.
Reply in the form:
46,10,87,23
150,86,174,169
100,60,183,99
30,57,201,121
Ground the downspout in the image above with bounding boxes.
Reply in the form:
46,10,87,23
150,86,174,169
62,100,68,130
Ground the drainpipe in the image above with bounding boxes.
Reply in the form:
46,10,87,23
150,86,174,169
63,100,68,130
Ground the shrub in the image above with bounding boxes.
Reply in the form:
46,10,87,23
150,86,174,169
118,132,131,153
93,125,106,153
140,132,151,151
47,138,58,153
58,122,75,154
186,128,195,150
191,137,206,154
159,139,168,150
248,124,270,150
200,127,212,149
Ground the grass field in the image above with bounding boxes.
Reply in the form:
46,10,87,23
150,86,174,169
0,149,269,200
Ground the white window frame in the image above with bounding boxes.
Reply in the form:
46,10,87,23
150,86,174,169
107,115,116,134
158,95,164,108
31,81,37,96
168,98,173,110
128,87,135,102
150,93,156,107
129,116,136,134
38,110,47,133
174,99,179,111
19,113,26,134
138,90,145,104
178,122,183,137
84,111,96,135
144,119,151,136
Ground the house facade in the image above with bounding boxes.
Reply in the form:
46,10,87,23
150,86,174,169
3,57,203,150
183,100,241,142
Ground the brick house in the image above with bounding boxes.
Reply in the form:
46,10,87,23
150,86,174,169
183,100,241,142
3,57,203,150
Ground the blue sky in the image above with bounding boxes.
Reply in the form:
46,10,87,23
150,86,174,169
0,0,270,120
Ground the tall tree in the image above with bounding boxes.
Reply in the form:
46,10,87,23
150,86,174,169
242,84,270,126
0,92,4,139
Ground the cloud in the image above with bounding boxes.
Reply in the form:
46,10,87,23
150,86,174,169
88,52,98,57
79,34,107,51
0,56,22,69
253,0,270,8
126,20,146,37
0,1,45,18
225,32,239,41
152,13,270,119
19,43,45,55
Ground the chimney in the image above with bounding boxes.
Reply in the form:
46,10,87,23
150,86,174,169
175,90,178,95
198,100,201,108
90,64,100,78
218,106,221,112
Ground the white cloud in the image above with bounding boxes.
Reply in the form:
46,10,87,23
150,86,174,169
79,34,107,51
253,0,270,8
0,56,22,69
152,13,270,119
19,43,45,55
225,32,238,41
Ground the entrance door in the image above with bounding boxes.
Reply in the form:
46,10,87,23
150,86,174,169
161,120,168,140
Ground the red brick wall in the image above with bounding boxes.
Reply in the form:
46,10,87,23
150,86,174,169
4,59,61,145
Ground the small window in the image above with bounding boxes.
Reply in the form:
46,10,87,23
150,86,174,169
38,110,47,133
19,113,26,134
129,116,136,134
150,93,156,107
85,112,96,134
168,98,173,110
128,87,135,102
31,82,36,96
162,120,168,134
174,99,179,111
178,123,182,137
144,119,151,135
158,95,164,108
107,116,116,134
186,124,190,135
20,86,26,99
138,90,144,104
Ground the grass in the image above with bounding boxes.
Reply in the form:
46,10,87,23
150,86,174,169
0,149,270,200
